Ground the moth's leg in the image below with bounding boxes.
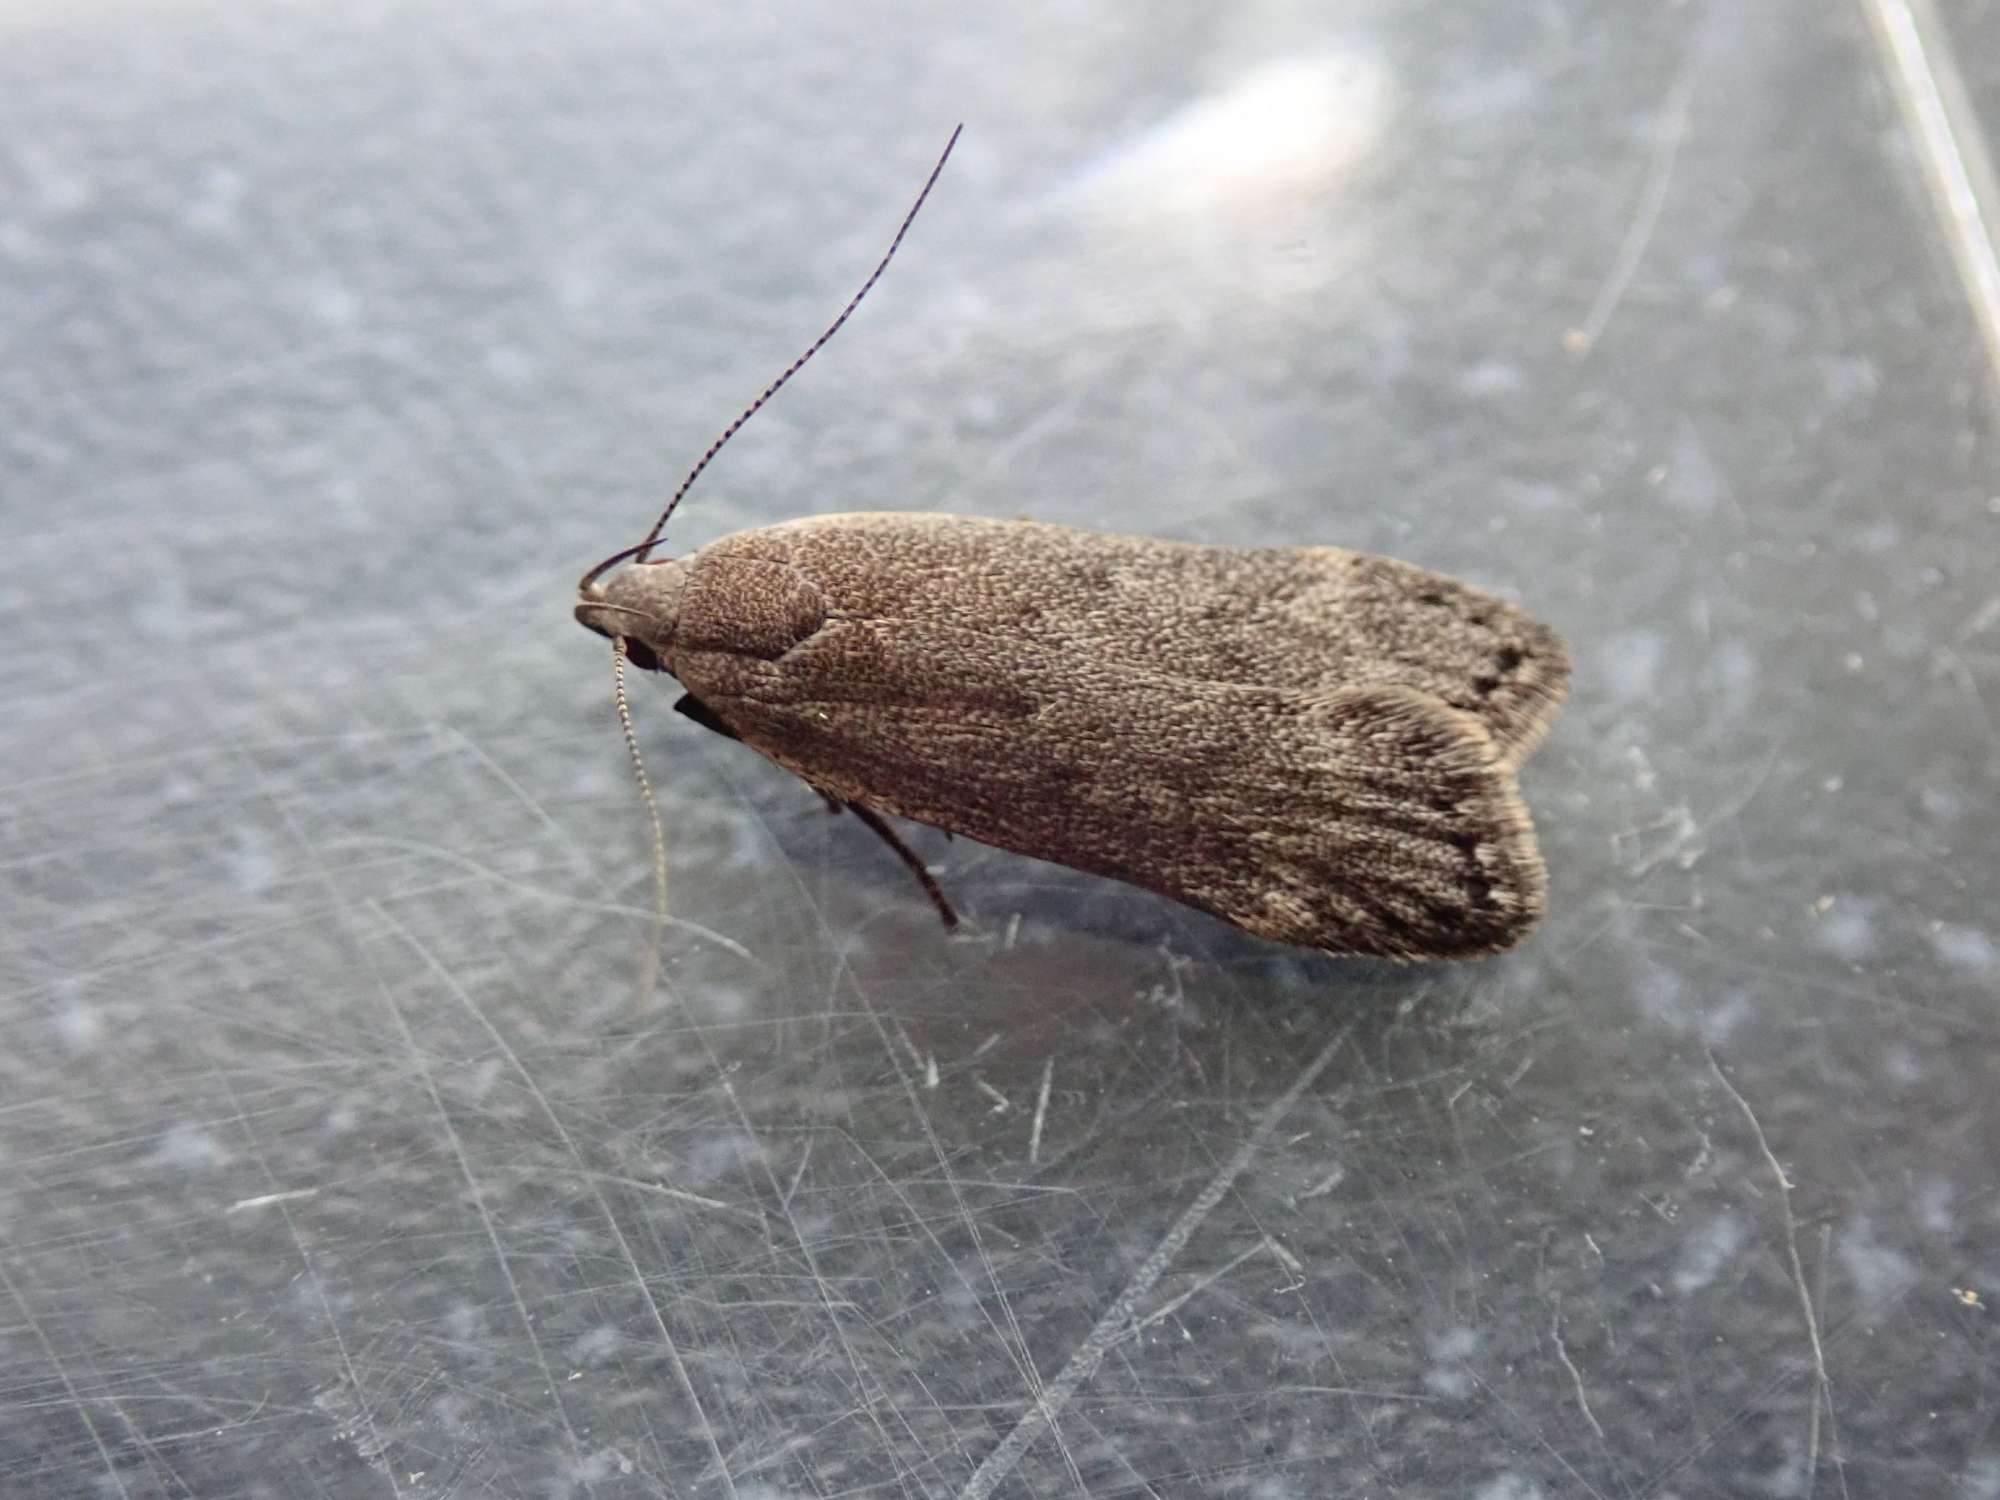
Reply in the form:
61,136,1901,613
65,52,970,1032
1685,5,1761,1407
673,692,739,740
839,800,960,928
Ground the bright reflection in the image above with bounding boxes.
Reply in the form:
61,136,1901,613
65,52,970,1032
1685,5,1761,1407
1074,52,1391,227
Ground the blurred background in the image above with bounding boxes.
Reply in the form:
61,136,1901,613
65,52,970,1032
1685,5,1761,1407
4,1,1997,1495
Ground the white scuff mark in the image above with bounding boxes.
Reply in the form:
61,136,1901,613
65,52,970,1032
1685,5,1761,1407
890,1021,930,1084
1028,1058,1055,1166
1142,941,1199,1021
225,1187,320,1215
1610,805,1703,876
1683,1129,1714,1182
1549,1299,1606,1442
1263,1234,1304,1275
1296,1166,1346,1202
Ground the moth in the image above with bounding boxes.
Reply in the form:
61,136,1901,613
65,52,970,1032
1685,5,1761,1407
575,129,1570,960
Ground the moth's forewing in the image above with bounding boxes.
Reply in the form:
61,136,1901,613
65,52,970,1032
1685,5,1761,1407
661,516,1565,959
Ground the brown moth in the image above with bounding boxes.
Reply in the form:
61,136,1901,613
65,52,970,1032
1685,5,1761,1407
574,129,1570,960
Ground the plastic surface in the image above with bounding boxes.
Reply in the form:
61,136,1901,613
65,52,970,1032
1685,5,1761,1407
4,2,1996,1495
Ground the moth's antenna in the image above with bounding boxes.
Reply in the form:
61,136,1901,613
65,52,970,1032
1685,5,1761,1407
613,637,669,988
632,123,963,560
578,535,674,594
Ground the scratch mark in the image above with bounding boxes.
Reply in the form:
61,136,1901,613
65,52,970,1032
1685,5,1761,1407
1570,37,1703,353
1296,1166,1346,1202
371,901,738,1500
224,1188,320,1215
974,1078,1011,1113
684,919,958,1485
808,926,1066,1491
829,1123,1069,1394
1469,1367,1613,1500
1127,1240,1267,1336
211,1073,402,1499
364,940,594,1488
336,836,756,962
836,941,1082,1493
1028,1058,1054,1166
956,1025,1351,1500
698,1051,930,1486
240,796,463,1496
1707,1049,1848,1500
441,725,598,879
781,1137,813,1212
1862,0,2000,379
711,755,843,950
1263,1234,1303,1275
1280,1384,1435,1404
0,1258,133,1500
1611,806,1703,877
559,1169,765,1226
889,1021,939,1089
1550,1298,1606,1441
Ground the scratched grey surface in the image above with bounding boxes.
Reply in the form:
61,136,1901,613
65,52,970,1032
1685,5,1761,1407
3,1,1997,1497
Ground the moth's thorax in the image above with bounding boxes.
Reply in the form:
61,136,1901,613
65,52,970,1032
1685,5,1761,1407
574,557,688,671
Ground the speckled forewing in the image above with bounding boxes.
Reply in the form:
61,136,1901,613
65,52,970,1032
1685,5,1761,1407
671,566,1550,958
689,513,1569,765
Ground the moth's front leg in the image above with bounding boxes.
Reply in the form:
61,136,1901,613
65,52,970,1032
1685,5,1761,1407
822,794,960,929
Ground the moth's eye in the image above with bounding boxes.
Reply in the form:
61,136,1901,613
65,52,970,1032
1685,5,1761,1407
623,639,662,672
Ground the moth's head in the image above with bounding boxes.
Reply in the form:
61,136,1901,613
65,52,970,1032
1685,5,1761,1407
575,553,688,674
